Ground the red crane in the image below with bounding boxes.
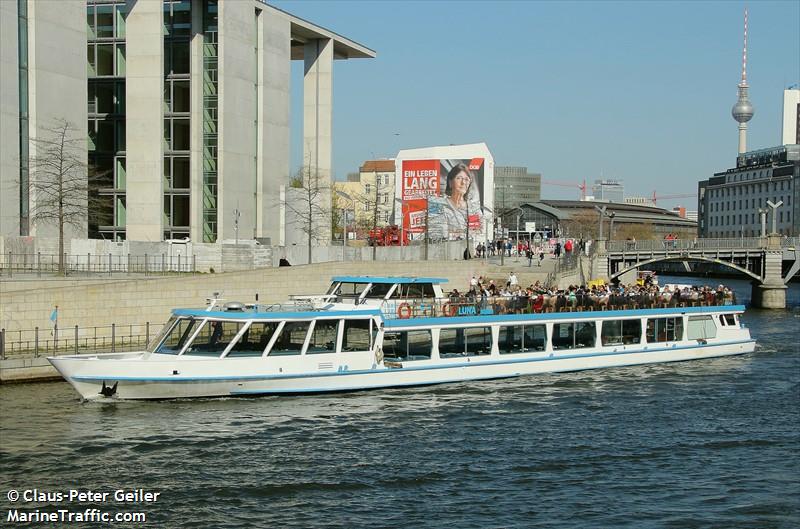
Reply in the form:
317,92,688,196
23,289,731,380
542,179,587,200
651,191,697,205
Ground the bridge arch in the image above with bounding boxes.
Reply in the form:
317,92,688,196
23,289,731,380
609,256,763,283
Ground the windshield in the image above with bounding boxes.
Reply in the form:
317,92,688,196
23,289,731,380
146,316,179,352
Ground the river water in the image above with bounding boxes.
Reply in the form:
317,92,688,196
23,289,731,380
1,277,798,528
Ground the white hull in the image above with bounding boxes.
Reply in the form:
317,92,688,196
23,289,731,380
50,339,755,400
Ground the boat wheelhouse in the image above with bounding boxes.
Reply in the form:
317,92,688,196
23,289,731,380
49,276,756,400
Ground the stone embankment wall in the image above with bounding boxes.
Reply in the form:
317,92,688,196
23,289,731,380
1,260,550,334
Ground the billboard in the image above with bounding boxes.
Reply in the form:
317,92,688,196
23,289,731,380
398,147,492,242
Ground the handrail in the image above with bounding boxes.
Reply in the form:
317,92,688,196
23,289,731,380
380,291,735,321
607,238,763,252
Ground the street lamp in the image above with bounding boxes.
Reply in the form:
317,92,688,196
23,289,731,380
594,205,607,239
335,190,354,259
515,207,523,262
608,211,616,240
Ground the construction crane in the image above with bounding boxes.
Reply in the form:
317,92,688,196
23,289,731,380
542,179,587,200
651,191,696,205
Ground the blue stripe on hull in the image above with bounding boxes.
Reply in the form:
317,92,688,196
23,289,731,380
70,339,755,384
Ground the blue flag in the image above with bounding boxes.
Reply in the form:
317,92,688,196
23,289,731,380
49,307,58,323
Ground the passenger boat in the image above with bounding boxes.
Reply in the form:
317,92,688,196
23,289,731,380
49,276,756,400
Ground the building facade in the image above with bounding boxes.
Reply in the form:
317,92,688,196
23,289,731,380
1,0,374,244
591,179,624,203
504,200,697,241
698,145,799,237
782,88,800,146
494,166,541,212
333,160,395,237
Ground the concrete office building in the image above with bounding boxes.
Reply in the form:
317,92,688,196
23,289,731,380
697,145,799,237
782,88,800,146
494,166,541,212
591,179,624,203
1,0,374,245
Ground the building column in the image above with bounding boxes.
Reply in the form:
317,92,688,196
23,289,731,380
258,7,290,245
0,0,21,238
125,0,163,241
189,0,204,243
590,239,609,281
303,38,333,245
751,234,786,309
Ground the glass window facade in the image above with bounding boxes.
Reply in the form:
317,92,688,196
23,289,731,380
87,0,127,241
202,0,218,242
163,0,193,240
18,0,30,235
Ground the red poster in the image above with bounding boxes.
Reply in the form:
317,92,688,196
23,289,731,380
401,160,440,234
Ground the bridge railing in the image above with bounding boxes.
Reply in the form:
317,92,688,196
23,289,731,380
782,237,798,249
606,238,763,253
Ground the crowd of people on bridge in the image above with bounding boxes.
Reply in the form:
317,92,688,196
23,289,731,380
444,274,736,314
472,238,588,266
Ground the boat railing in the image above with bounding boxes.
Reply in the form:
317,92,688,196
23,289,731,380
255,301,318,312
381,292,737,320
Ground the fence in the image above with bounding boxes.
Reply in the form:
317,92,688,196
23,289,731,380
0,323,156,360
0,252,197,276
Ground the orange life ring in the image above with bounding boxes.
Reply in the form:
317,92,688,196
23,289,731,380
397,303,412,319
442,303,457,317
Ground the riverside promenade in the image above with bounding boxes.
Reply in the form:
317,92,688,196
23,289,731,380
0,256,560,382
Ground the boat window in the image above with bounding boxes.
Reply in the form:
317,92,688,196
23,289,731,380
382,330,432,361
601,319,641,346
687,316,717,340
364,283,393,299
342,319,372,352
184,320,245,357
722,314,736,326
465,327,492,355
646,317,683,343
337,282,370,299
268,321,310,356
147,316,178,352
155,317,197,354
552,321,596,350
439,327,492,357
307,320,339,354
524,325,547,351
499,325,547,353
227,322,280,357
499,325,523,353
392,283,435,300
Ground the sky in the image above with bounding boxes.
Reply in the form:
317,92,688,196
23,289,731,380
271,0,800,204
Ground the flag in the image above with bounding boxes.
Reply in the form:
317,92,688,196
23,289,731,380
50,307,58,325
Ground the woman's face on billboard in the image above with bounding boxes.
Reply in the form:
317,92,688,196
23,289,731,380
451,170,471,196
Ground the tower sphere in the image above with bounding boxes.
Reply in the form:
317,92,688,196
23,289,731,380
732,99,754,123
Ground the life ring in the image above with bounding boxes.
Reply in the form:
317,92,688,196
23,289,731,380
397,303,412,319
442,303,457,317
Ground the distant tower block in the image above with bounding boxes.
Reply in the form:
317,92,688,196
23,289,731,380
731,8,754,154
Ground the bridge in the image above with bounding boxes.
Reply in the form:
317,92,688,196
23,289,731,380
590,235,799,309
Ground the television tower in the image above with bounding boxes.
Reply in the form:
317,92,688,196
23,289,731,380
731,8,754,154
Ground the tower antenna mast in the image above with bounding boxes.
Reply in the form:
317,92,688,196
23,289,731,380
731,7,754,154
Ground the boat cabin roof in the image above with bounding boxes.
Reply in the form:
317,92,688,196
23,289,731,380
331,276,449,285
173,307,382,320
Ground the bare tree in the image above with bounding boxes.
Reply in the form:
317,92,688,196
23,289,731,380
284,158,331,264
353,170,383,260
27,119,104,275
562,210,598,240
